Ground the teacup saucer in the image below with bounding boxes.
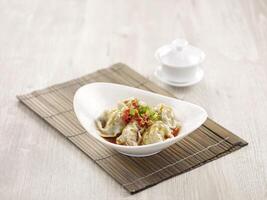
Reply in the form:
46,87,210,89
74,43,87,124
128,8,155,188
154,66,204,87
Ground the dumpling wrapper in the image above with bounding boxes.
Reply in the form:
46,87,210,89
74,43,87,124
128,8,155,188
117,98,134,110
116,122,141,146
117,98,147,110
96,109,125,137
155,104,179,129
142,121,173,145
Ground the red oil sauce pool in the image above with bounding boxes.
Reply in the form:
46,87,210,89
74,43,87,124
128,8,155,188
103,137,117,144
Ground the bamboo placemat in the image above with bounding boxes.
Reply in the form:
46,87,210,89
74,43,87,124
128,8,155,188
17,63,248,193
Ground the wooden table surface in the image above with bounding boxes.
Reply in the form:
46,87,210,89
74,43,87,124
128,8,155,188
0,0,266,199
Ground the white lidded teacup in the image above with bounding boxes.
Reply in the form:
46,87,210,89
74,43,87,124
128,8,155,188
155,39,205,84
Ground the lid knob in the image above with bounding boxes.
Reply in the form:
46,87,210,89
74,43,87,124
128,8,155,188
171,39,188,51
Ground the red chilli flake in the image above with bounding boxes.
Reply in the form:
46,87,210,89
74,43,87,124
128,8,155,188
136,114,151,128
132,99,138,108
171,127,180,137
122,108,131,124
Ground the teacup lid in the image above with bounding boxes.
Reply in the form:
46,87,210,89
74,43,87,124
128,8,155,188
155,39,205,67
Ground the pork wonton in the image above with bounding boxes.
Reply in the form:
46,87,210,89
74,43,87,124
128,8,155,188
96,98,181,146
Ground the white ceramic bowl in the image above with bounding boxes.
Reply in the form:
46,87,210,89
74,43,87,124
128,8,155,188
73,82,207,157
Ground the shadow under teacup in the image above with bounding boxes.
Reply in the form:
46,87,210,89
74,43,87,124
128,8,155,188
155,39,205,83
